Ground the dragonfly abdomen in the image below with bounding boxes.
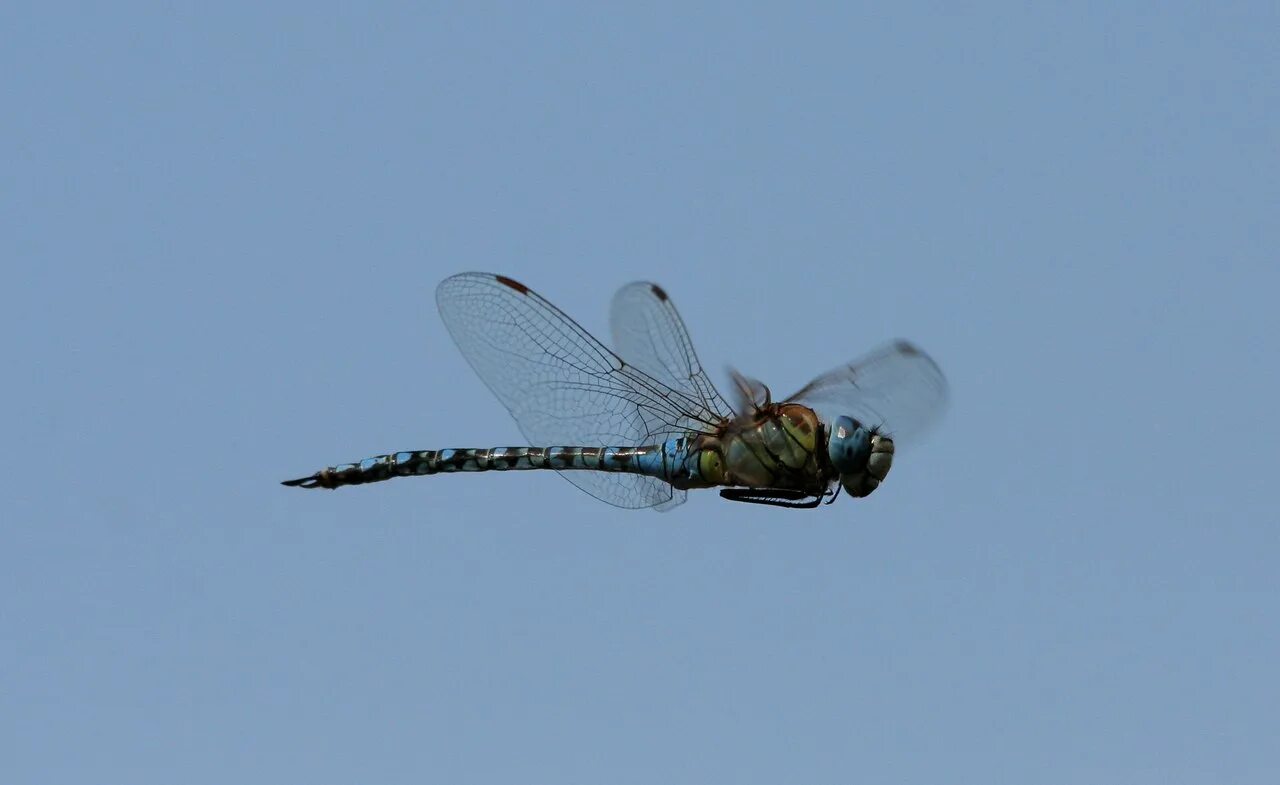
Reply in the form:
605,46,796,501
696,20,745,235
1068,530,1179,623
282,442,689,490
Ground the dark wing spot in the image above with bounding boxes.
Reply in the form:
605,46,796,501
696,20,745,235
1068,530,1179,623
894,340,920,355
650,284,668,301
494,275,529,294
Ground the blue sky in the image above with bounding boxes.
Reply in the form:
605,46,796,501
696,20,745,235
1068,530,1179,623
5,3,1278,783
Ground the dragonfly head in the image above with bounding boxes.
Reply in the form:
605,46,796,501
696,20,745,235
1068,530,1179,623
827,415,894,498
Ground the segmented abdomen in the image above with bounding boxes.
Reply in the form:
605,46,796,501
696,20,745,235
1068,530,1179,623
283,445,676,489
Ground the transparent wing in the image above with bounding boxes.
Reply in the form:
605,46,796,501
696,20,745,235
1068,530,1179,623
726,368,770,414
609,281,736,422
435,273,725,510
788,340,949,447
609,281,736,512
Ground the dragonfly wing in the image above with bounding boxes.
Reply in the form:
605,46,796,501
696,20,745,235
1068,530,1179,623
609,281,737,512
653,494,687,513
436,273,720,509
609,281,737,424
726,368,770,414
788,340,949,447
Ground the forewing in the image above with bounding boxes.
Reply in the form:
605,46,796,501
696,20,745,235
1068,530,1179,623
788,340,949,447
609,281,736,424
435,273,715,509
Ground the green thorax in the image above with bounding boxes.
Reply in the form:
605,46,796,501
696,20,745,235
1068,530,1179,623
688,403,833,494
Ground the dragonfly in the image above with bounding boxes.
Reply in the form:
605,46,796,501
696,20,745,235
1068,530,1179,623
283,273,947,509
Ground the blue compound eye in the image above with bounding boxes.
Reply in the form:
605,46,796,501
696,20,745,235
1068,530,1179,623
827,415,872,474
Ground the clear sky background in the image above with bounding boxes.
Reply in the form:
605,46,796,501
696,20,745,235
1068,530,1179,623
5,3,1277,783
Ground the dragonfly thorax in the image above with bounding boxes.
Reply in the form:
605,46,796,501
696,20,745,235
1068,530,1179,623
827,415,894,498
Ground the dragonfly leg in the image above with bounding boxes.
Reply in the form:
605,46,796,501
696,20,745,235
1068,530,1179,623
718,488,823,509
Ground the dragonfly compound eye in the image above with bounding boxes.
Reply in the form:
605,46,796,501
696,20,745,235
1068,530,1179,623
828,416,893,498
827,415,872,475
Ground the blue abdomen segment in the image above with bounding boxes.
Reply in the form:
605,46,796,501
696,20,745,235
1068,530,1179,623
626,438,694,480
282,438,700,490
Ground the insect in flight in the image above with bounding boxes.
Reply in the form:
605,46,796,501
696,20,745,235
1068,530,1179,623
283,273,947,509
